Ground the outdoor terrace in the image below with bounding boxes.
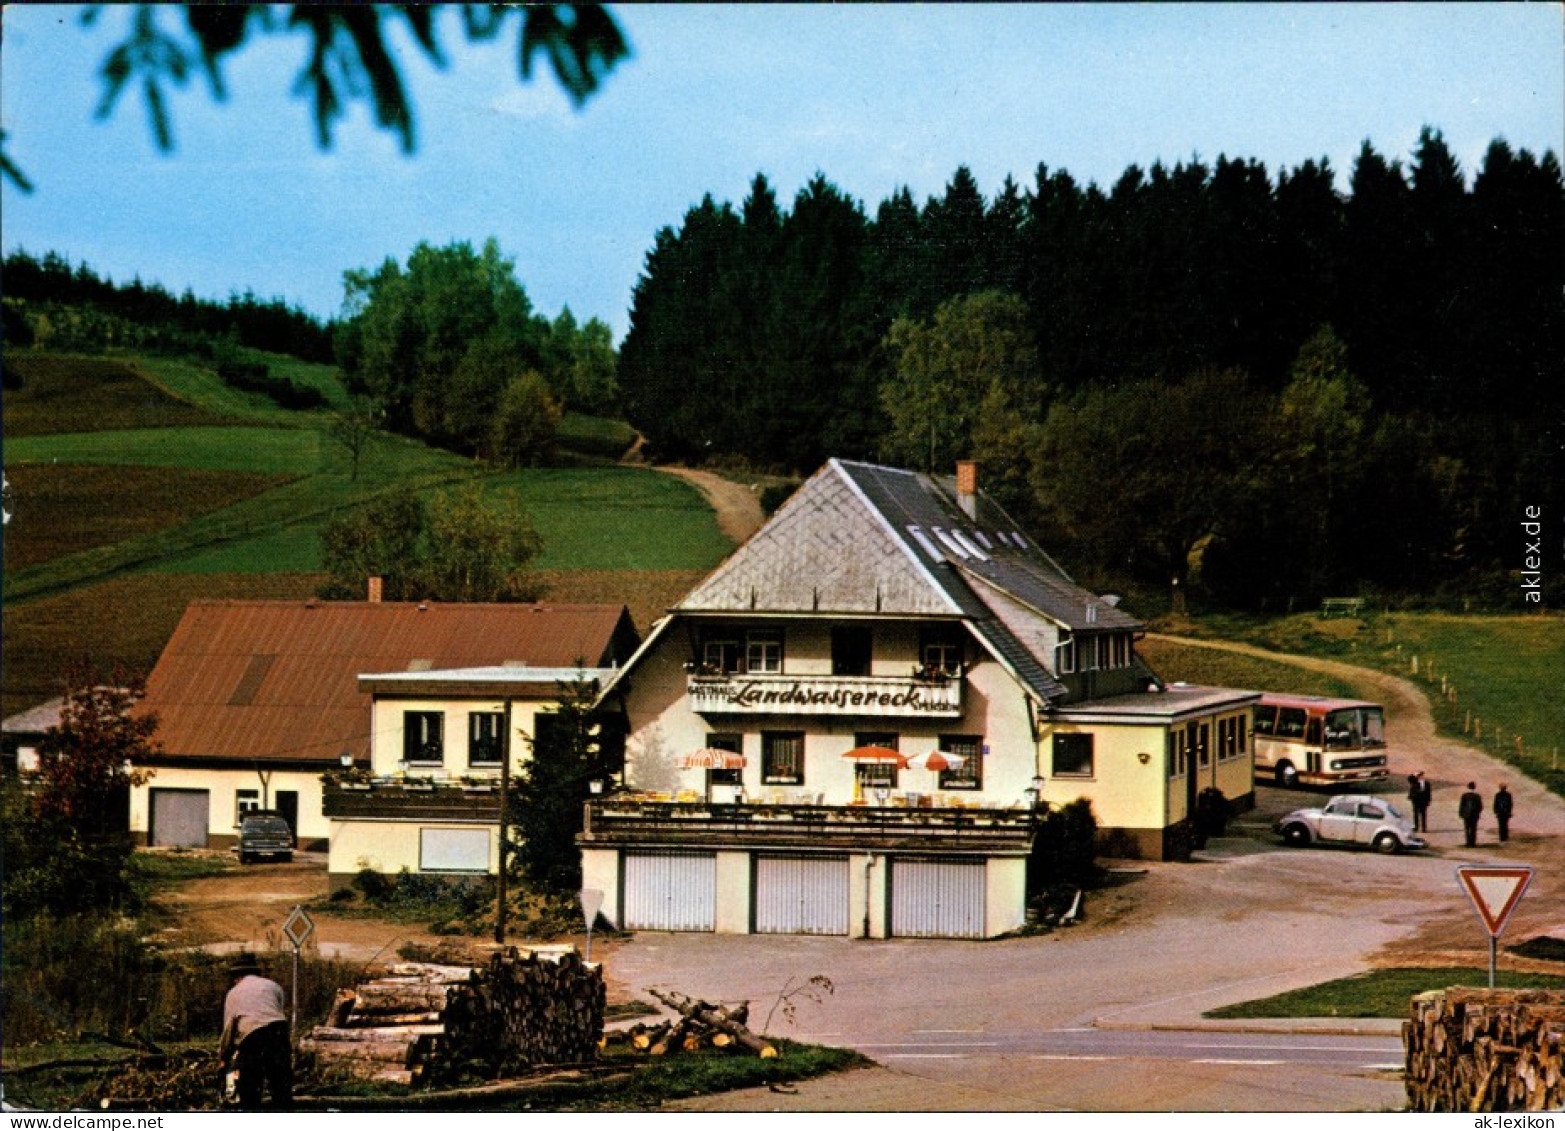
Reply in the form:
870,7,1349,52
580,795,1038,853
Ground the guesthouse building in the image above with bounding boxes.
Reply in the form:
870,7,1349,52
581,459,1257,939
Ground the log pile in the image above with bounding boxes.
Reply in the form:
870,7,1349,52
600,987,777,1059
1405,988,1565,1112
300,947,604,1087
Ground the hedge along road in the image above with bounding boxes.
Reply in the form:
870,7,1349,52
604,640,1565,1112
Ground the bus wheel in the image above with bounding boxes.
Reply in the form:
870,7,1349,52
1275,762,1299,788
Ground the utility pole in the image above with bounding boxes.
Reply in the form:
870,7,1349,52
494,697,513,944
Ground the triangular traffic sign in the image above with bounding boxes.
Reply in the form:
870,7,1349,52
1456,864,1534,938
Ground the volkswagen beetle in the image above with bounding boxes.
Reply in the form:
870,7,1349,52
1274,794,1426,854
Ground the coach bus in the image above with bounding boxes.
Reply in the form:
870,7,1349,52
1252,693,1388,788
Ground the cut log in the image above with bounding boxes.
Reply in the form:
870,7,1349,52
647,987,777,1058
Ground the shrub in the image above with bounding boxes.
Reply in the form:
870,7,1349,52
1028,797,1102,896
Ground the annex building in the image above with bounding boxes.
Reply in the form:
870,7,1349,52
130,598,638,853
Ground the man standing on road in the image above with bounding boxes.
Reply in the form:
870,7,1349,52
1459,782,1484,848
219,954,293,1110
1409,771,1432,832
1494,783,1514,843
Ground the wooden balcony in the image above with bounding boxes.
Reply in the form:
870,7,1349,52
580,796,1036,854
323,780,502,822
685,671,963,718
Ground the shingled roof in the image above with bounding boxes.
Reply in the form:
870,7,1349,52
137,601,639,766
669,459,1143,706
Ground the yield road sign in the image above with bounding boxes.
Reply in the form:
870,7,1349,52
1456,864,1534,938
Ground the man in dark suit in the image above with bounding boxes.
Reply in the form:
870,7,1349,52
1494,783,1514,843
1458,782,1484,848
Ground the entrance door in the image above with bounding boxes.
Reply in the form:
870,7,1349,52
754,855,849,935
274,791,299,845
890,859,986,939
150,788,210,848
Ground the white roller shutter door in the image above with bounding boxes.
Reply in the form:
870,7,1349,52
622,852,716,931
150,788,209,848
754,855,849,935
890,859,986,939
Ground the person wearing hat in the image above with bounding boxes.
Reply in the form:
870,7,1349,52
218,954,292,1109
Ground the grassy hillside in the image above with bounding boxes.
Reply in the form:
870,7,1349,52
2,347,731,716
1135,637,1360,700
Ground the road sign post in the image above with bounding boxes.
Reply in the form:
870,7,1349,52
1455,865,1533,988
581,888,604,963
282,905,316,1033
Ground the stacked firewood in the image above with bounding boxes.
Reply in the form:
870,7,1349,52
602,988,777,1059
300,947,604,1087
1405,988,1565,1112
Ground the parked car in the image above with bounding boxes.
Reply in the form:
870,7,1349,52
1274,794,1426,854
234,810,294,863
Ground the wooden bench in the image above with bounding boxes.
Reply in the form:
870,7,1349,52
1319,597,1365,618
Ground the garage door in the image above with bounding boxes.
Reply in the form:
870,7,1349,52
150,788,210,848
754,855,849,935
890,859,986,939
622,852,716,931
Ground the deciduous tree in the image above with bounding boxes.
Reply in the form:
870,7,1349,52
4,665,158,918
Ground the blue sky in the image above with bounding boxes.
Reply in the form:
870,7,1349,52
2,3,1561,342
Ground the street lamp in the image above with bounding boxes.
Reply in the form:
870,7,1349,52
1025,775,1046,811
339,750,354,770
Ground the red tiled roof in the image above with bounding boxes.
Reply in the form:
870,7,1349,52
135,600,637,765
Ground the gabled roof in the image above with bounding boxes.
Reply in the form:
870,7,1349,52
660,459,1143,706
2,697,64,738
136,601,639,765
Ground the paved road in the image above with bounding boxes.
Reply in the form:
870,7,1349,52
843,1026,1402,1068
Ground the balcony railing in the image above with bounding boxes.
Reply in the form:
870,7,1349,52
323,780,502,821
580,796,1036,853
685,671,962,717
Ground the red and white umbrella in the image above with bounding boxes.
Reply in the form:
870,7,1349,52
678,747,747,770
904,750,968,772
842,745,907,766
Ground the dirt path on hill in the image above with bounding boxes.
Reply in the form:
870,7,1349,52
1148,633,1565,968
652,466,766,545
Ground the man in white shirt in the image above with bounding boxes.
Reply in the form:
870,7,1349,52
218,955,292,1109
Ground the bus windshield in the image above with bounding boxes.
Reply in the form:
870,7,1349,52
1324,706,1385,749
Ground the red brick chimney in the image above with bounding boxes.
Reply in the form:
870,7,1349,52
367,576,383,603
955,460,978,520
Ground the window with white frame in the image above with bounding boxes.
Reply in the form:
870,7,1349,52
1168,730,1187,778
919,627,964,676
746,629,783,674
700,631,742,674
1056,635,1076,675
235,789,260,824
